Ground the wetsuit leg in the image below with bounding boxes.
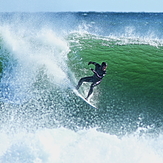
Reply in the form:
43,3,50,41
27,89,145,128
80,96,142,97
86,80,101,100
76,76,93,90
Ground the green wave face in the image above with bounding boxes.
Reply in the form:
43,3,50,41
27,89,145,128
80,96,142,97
68,34,163,110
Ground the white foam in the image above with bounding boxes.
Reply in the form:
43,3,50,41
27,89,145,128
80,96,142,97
0,128,163,163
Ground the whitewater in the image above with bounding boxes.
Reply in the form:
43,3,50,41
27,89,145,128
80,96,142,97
0,12,163,162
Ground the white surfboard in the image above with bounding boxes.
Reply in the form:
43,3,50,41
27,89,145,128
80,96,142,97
73,89,97,109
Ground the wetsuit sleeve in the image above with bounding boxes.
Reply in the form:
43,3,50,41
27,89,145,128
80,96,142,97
103,71,106,77
100,71,106,78
88,61,100,66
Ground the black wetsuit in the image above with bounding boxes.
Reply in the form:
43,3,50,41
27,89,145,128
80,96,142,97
76,62,106,99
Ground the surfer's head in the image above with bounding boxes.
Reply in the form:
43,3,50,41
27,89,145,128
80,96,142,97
101,62,107,71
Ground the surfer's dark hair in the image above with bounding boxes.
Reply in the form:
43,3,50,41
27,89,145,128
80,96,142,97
101,62,107,67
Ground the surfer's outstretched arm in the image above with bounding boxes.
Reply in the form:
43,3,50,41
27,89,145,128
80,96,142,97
88,61,100,66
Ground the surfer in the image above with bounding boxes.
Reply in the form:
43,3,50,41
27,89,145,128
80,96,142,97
76,61,107,100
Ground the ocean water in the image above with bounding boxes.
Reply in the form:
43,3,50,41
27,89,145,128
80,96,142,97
0,12,163,162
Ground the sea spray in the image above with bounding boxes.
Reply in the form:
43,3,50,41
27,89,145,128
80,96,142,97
0,25,70,103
